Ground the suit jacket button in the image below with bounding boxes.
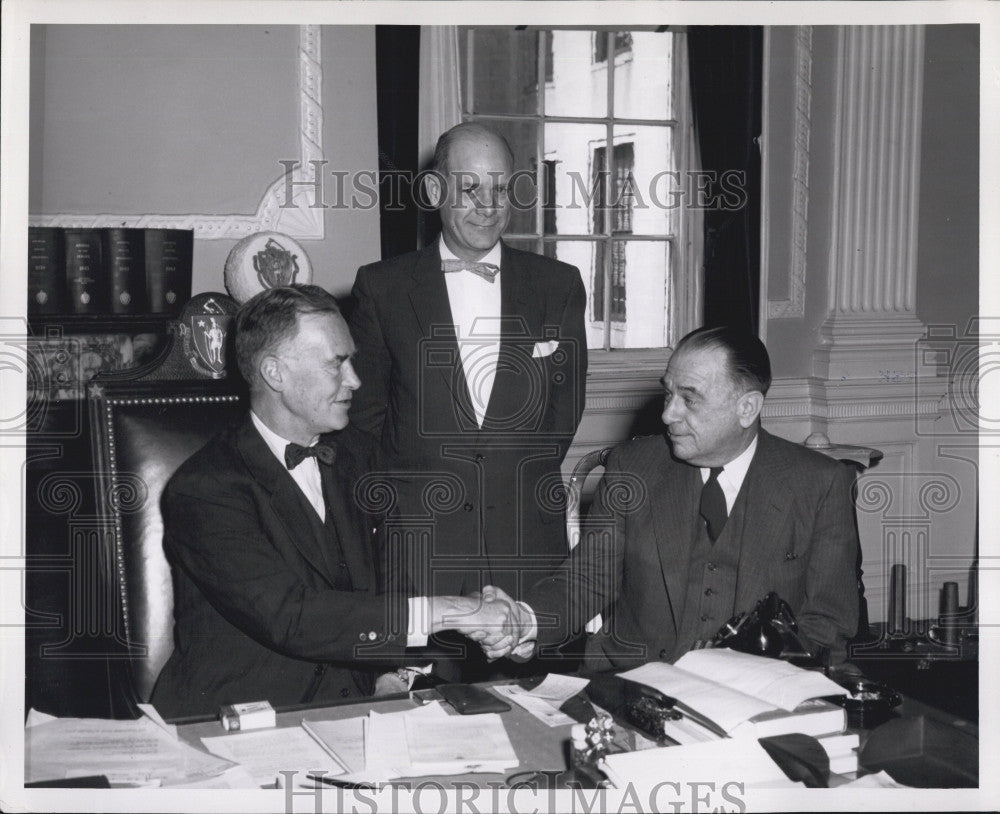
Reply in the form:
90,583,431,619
659,649,668,660
339,561,348,568
359,633,367,641
475,453,485,462
340,688,351,697
368,631,378,641
463,502,474,512
704,588,713,596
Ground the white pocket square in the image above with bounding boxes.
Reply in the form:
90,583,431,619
532,340,559,359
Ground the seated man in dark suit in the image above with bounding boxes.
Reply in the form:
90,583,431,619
485,326,860,669
150,285,520,718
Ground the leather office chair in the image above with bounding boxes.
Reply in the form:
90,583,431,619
89,377,244,711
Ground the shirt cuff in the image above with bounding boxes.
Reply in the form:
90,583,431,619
406,596,431,648
516,601,538,644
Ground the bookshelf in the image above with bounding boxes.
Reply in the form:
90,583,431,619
29,313,174,336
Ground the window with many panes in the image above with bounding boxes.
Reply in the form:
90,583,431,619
460,28,681,350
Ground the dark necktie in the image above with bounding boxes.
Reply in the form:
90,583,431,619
699,466,727,542
441,258,500,283
284,441,335,470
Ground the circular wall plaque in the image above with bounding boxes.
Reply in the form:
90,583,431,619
224,231,313,304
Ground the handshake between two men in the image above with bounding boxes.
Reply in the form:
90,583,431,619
431,586,535,662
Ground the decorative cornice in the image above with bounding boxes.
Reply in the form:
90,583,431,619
768,25,811,320
29,25,324,241
763,375,946,422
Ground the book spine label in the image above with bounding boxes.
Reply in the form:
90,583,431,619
28,227,66,314
64,229,104,314
145,229,193,314
104,228,146,314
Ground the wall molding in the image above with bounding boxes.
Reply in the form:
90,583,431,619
764,376,946,423
29,25,324,241
768,25,812,320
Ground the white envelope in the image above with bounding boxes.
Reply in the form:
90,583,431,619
532,340,559,359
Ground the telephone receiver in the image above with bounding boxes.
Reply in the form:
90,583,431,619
711,592,815,663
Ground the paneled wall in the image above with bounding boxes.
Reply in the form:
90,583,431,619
760,25,979,623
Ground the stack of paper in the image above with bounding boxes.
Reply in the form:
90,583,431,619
25,707,237,787
202,726,347,788
492,674,591,727
304,701,519,782
301,717,366,774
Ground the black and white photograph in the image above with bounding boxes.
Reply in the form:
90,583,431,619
1,1,996,811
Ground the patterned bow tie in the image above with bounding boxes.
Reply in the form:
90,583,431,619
284,441,335,470
441,258,500,283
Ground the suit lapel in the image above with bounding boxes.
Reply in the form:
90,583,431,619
237,417,336,585
321,450,374,592
483,244,543,427
406,245,478,428
648,444,702,633
735,431,793,608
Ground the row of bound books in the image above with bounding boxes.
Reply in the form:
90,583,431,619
28,226,193,316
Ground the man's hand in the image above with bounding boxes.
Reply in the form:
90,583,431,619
429,593,522,655
478,585,535,661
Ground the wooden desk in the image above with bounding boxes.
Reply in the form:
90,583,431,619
169,681,979,790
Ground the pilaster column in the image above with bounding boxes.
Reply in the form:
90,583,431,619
814,26,931,381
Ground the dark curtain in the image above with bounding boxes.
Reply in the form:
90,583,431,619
375,26,421,260
687,27,763,336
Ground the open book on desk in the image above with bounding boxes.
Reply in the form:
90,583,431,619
619,648,847,738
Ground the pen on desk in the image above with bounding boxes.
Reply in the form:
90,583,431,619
304,773,376,789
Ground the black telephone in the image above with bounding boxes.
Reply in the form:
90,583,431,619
710,592,817,665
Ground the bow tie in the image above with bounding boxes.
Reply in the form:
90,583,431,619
441,258,500,283
284,441,335,470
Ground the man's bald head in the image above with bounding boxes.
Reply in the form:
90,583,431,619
430,122,515,177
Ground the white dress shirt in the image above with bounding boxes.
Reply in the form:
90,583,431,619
699,433,759,514
440,236,503,428
249,412,431,648
251,411,325,520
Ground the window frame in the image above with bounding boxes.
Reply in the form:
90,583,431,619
460,26,694,355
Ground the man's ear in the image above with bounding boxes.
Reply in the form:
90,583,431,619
424,170,446,209
259,355,284,393
736,390,764,428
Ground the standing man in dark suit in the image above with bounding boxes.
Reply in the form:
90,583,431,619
491,327,859,669
344,123,587,619
150,286,523,718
